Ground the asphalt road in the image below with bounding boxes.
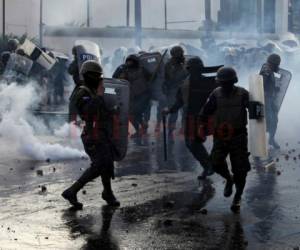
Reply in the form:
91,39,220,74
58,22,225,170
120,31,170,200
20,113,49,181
1,133,300,250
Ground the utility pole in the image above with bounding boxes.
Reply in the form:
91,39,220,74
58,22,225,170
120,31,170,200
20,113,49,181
40,0,43,47
87,0,90,27
204,0,212,31
126,0,130,27
3,0,5,40
164,0,167,30
134,0,142,47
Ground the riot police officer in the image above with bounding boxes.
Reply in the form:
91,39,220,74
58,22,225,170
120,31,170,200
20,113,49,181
7,38,19,53
163,46,188,142
0,52,10,74
62,60,120,209
68,46,83,122
259,54,281,149
68,46,81,86
163,57,214,179
113,54,151,138
200,67,252,213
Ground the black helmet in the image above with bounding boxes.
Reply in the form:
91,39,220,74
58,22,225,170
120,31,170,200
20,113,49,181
216,67,238,84
125,54,139,68
170,46,184,58
186,56,204,71
16,48,26,56
7,39,19,52
72,46,79,56
267,53,281,66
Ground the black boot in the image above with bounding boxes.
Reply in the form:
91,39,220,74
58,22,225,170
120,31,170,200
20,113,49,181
231,194,241,214
101,176,120,207
102,191,120,207
62,181,84,209
198,167,214,180
224,176,234,198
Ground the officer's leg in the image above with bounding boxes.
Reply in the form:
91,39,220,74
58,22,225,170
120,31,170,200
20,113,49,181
101,171,120,206
167,90,178,139
62,143,119,208
62,160,102,209
185,138,213,179
130,101,143,137
268,112,280,149
142,100,152,135
229,134,251,213
266,103,280,149
211,139,233,197
153,88,167,131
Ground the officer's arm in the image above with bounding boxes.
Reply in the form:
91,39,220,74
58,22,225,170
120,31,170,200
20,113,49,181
169,88,184,113
199,93,217,123
68,60,77,75
260,67,273,90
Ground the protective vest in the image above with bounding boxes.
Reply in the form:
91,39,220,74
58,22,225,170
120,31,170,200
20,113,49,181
213,86,248,131
71,85,112,142
164,60,187,89
260,63,276,99
126,68,149,98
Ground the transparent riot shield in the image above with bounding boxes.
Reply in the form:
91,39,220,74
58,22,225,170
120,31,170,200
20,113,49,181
3,53,33,81
274,68,292,111
20,39,56,71
74,40,101,80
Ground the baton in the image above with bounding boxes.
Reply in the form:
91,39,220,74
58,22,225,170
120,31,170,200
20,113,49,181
162,113,168,161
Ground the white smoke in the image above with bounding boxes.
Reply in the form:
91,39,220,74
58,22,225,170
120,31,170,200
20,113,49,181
0,81,86,161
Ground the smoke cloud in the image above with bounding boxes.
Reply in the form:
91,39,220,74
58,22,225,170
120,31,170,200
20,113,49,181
0,81,86,161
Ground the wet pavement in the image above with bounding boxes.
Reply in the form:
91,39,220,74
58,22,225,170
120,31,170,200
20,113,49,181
1,133,300,250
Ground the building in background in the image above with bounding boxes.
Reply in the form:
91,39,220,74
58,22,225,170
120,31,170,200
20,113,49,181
0,0,40,38
217,0,289,34
0,0,294,54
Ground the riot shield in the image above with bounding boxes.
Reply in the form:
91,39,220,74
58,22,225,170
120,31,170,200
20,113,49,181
35,77,130,162
20,39,56,70
274,68,292,111
187,66,222,115
103,78,130,162
249,74,268,158
185,65,222,139
138,52,162,75
74,40,101,80
3,53,33,81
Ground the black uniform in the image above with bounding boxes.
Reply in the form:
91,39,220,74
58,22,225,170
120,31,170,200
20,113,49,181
74,85,116,181
200,85,251,210
62,60,120,208
169,77,213,177
163,57,188,137
113,56,151,136
68,59,83,122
